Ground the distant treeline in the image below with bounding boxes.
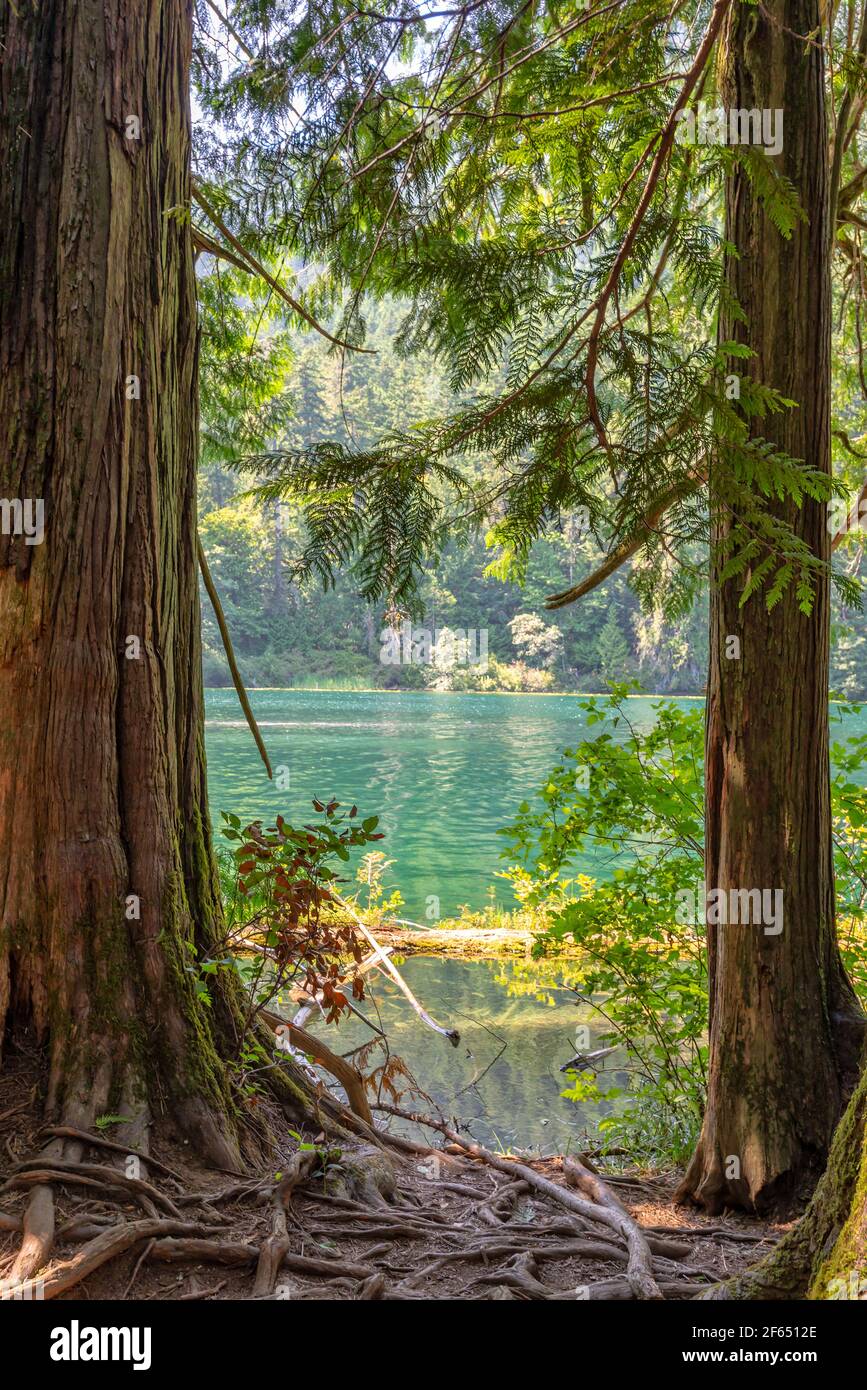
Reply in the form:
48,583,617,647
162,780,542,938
197,300,867,697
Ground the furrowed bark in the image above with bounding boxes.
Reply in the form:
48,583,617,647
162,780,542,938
678,0,865,1215
702,1065,867,1299
0,0,312,1173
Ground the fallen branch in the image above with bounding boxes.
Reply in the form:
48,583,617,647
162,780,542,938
330,891,460,1046
290,944,391,1036
261,1010,372,1125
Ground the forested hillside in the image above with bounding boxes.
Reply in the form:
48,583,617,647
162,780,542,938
198,297,867,694
199,299,712,691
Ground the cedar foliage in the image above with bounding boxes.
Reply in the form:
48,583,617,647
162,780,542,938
192,0,861,623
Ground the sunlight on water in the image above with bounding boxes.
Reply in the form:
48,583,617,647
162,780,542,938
204,688,691,918
207,691,864,1150
206,690,649,1149
295,956,630,1154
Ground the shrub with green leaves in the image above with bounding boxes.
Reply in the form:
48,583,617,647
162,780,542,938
500,684,867,1164
830,705,867,1001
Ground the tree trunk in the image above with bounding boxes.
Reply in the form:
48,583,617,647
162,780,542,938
678,0,864,1214
708,1061,867,1299
0,0,303,1167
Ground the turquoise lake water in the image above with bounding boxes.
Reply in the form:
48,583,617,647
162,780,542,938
204,688,698,920
204,689,646,1148
203,688,857,1149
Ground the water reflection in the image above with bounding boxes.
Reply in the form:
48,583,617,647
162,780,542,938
296,955,629,1153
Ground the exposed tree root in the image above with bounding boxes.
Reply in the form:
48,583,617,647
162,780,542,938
374,1105,663,1299
7,1132,68,1286
178,1279,228,1300
149,1238,258,1266
0,1100,774,1302
252,1149,321,1297
6,1219,218,1300
10,1178,55,1286
5,1160,186,1219
39,1126,186,1184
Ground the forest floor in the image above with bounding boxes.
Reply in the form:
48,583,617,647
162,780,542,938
0,1055,782,1302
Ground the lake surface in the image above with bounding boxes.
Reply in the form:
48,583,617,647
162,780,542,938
204,688,698,919
204,688,861,1150
287,956,630,1155
204,688,650,1148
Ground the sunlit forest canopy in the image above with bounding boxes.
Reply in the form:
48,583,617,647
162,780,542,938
191,0,867,694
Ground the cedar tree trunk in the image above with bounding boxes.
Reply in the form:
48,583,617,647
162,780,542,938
0,0,300,1168
678,0,864,1214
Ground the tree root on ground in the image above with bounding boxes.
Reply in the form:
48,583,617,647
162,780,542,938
0,1102,774,1302
373,1104,664,1299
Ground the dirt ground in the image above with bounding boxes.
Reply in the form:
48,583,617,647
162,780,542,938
0,1053,784,1302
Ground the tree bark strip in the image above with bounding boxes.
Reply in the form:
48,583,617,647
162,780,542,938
678,0,865,1214
0,0,309,1169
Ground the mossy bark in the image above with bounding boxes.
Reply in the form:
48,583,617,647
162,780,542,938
678,0,864,1215
0,0,308,1165
705,1065,867,1299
